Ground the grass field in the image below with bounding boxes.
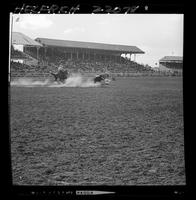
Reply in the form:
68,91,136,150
10,76,185,185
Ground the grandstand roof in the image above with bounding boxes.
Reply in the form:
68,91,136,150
159,56,183,62
12,32,42,46
35,38,145,54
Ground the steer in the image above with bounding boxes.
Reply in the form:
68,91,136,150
94,74,105,83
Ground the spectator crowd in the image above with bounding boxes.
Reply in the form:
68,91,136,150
11,47,182,79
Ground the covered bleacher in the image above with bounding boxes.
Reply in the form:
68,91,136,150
26,37,144,64
10,32,44,79
22,37,151,74
11,32,161,79
159,56,183,75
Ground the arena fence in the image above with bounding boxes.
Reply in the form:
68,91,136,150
10,70,182,82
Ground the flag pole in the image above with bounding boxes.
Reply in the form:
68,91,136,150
8,12,13,84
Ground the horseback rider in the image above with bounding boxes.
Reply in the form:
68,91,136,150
50,64,69,83
58,64,64,73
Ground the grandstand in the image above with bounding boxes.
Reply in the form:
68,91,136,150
25,37,145,65
159,56,183,75
11,32,159,79
11,32,42,66
24,37,152,74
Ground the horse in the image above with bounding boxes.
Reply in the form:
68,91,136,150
50,70,69,83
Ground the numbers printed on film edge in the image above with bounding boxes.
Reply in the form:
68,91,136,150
13,4,142,14
92,5,140,13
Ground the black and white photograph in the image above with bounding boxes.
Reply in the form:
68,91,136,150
9,14,185,186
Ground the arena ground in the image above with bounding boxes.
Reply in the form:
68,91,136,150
10,76,185,185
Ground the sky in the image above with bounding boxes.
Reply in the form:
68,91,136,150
12,14,184,68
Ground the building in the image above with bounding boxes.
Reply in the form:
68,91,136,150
11,32,42,65
23,37,144,65
159,56,183,75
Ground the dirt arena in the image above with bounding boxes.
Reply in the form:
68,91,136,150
10,76,185,185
